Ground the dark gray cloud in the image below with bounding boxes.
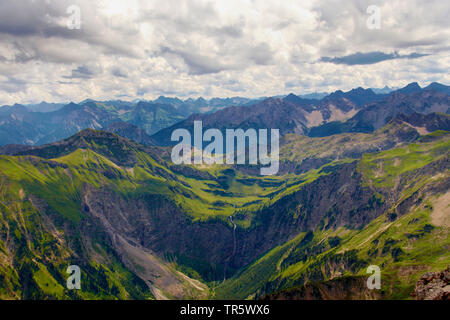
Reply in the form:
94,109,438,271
247,43,275,66
64,64,102,79
160,47,229,75
0,1,64,37
320,51,430,65
138,2,245,40
0,76,27,93
136,87,150,96
214,24,244,38
0,0,140,65
159,40,274,75
111,67,128,78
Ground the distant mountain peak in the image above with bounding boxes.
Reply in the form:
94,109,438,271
351,87,375,94
283,93,316,106
330,89,344,96
80,98,96,104
283,93,300,101
391,82,422,95
424,82,450,94
405,81,421,89
324,87,380,107
66,102,79,108
427,81,442,87
155,96,184,104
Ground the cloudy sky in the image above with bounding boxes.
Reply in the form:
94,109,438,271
0,0,449,105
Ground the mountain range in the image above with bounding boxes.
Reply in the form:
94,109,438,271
151,82,450,146
0,82,448,300
3,82,444,148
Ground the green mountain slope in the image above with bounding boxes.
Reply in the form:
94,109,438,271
214,136,449,299
0,122,448,300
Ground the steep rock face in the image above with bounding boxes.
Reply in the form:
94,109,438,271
36,102,120,145
104,122,157,146
0,188,155,300
81,162,388,280
0,102,122,146
391,157,450,216
413,267,450,300
273,118,432,175
241,163,386,256
83,189,236,280
124,101,185,135
0,105,47,145
392,112,450,133
261,277,381,300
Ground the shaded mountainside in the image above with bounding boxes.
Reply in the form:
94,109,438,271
104,122,157,146
322,87,383,107
392,112,450,133
0,96,258,147
151,97,316,146
150,92,366,146
424,82,450,95
0,102,120,146
153,96,260,116
309,90,450,137
273,113,450,174
119,101,185,135
0,100,184,146
261,276,381,300
151,84,449,146
23,102,65,113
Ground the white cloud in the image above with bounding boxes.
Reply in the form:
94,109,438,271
0,0,449,105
